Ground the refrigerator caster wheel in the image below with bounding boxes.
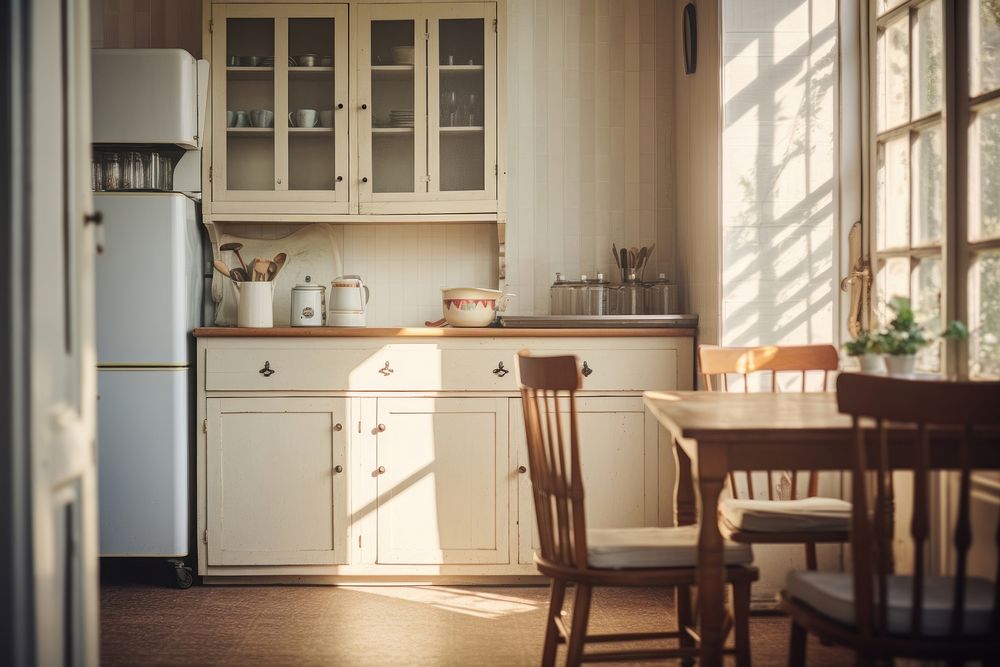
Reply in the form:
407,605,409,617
168,559,193,589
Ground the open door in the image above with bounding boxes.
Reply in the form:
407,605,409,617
1,0,100,664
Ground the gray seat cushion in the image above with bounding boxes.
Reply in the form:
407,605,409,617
587,525,754,569
720,497,852,533
786,570,996,637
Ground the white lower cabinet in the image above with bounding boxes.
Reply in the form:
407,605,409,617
510,397,669,564
205,397,350,566
196,335,693,580
373,397,509,564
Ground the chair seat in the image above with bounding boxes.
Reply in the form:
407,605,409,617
786,570,996,637
720,497,852,533
587,525,754,570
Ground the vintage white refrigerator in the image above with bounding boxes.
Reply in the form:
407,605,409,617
92,49,208,586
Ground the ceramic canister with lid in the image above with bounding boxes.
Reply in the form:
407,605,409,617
290,276,326,326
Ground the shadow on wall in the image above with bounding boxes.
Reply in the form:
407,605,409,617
721,0,838,349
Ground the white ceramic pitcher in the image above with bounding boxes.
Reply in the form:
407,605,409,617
236,281,275,328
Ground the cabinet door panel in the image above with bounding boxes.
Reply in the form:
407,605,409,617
207,397,348,565
376,397,508,564
512,397,663,564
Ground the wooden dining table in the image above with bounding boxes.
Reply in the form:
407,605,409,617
642,390,1000,667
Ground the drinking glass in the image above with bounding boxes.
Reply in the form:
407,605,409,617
102,153,122,190
91,157,104,191
124,151,145,190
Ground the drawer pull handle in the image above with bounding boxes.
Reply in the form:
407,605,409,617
518,465,527,474
334,465,344,473
493,361,509,377
582,361,593,377
259,361,275,377
377,465,386,474
379,361,393,376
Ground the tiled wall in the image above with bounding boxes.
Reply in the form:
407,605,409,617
504,0,676,315
720,0,838,347
221,223,497,327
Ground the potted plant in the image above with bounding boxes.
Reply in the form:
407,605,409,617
843,331,883,372
875,297,967,376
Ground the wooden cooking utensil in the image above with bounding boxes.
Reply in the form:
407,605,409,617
219,242,249,274
231,267,250,282
424,318,447,327
213,259,233,278
269,252,287,281
252,257,269,282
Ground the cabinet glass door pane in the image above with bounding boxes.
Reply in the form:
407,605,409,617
371,20,416,193
226,18,275,191
288,18,337,191
437,18,485,192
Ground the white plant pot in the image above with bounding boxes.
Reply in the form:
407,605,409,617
883,354,916,376
859,353,884,373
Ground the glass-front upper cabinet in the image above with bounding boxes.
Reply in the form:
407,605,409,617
358,3,497,214
211,4,349,212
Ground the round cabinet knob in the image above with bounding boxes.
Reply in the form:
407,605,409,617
376,423,386,433
361,103,368,110
337,103,344,110
377,465,386,474
518,465,527,474
361,177,369,183
334,423,343,431
336,175,343,182
334,465,344,473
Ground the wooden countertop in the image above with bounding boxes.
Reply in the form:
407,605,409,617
194,326,697,338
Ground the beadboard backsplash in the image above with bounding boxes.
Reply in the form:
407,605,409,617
219,223,498,327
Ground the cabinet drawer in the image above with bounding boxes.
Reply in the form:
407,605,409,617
570,348,678,391
205,348,372,391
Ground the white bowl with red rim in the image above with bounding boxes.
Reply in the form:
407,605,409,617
441,287,514,327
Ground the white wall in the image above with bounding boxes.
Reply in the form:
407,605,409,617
504,0,676,315
721,0,838,348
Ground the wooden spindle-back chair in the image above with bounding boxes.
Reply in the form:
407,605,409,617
517,351,758,667
782,373,1000,666
698,344,848,569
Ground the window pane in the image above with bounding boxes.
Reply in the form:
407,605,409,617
913,0,943,117
912,256,942,372
878,0,907,17
877,136,910,250
970,104,1000,241
876,256,911,312
912,124,944,246
877,16,910,131
970,250,1000,378
972,0,1000,96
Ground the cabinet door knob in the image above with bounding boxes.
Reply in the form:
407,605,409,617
83,211,103,225
582,361,593,377
337,103,344,110
336,175,343,182
376,423,386,433
334,423,343,431
361,176,369,183
259,361,275,377
518,465,527,474
377,465,386,474
361,103,368,110
334,465,344,473
493,361,509,377
276,177,282,184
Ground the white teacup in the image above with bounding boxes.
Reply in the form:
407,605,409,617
288,109,318,128
319,110,334,128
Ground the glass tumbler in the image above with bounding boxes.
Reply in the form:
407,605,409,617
123,151,145,190
91,157,104,192
159,154,173,190
102,152,122,190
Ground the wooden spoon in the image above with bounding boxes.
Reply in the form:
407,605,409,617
268,252,287,281
213,259,233,278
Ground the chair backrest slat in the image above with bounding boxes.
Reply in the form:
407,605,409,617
516,352,587,571
837,373,1000,641
700,344,840,500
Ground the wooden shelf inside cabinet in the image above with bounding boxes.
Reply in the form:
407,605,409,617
289,127,335,135
440,126,484,135
371,65,415,80
227,66,275,80
439,64,485,73
372,127,414,135
227,127,274,137
289,66,334,77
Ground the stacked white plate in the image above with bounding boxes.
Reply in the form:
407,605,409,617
389,110,414,128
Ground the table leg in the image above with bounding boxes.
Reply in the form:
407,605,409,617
674,439,697,527
697,472,727,667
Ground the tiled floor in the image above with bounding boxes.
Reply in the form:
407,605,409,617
100,571,853,666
